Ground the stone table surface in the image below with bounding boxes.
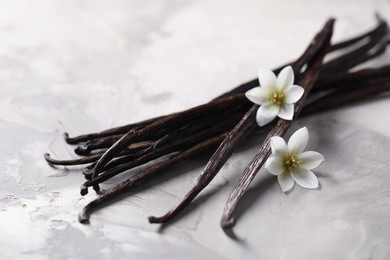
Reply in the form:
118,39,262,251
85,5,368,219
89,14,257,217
1,0,390,259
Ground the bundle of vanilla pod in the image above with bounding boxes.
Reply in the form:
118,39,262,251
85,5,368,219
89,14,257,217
45,16,390,229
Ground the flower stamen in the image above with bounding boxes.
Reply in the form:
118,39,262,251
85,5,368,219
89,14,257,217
268,91,285,106
284,153,302,171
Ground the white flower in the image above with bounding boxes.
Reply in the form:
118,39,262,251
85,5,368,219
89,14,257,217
265,127,324,192
245,66,304,126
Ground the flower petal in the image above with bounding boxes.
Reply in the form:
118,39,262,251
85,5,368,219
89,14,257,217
256,104,279,126
270,136,287,157
245,87,268,105
278,103,294,120
291,167,319,189
276,66,294,90
285,85,304,104
277,171,295,192
258,67,276,90
287,127,309,154
265,157,285,175
300,151,324,169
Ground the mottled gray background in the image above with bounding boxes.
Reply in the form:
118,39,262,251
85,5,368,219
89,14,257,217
1,0,390,259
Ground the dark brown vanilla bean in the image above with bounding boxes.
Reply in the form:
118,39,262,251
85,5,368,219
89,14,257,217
100,108,248,171
327,20,381,51
74,135,124,155
81,109,247,194
322,36,389,76
314,65,390,91
148,19,335,224
45,153,103,166
304,66,390,107
82,163,97,180
220,19,334,229
303,76,390,115
92,94,247,178
327,14,386,52
44,141,154,166
320,19,388,75
64,116,163,144
78,132,228,223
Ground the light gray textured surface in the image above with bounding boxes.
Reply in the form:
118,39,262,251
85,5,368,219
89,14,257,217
1,0,390,259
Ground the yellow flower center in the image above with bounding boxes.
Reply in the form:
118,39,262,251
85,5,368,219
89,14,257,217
268,90,285,106
284,153,302,171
